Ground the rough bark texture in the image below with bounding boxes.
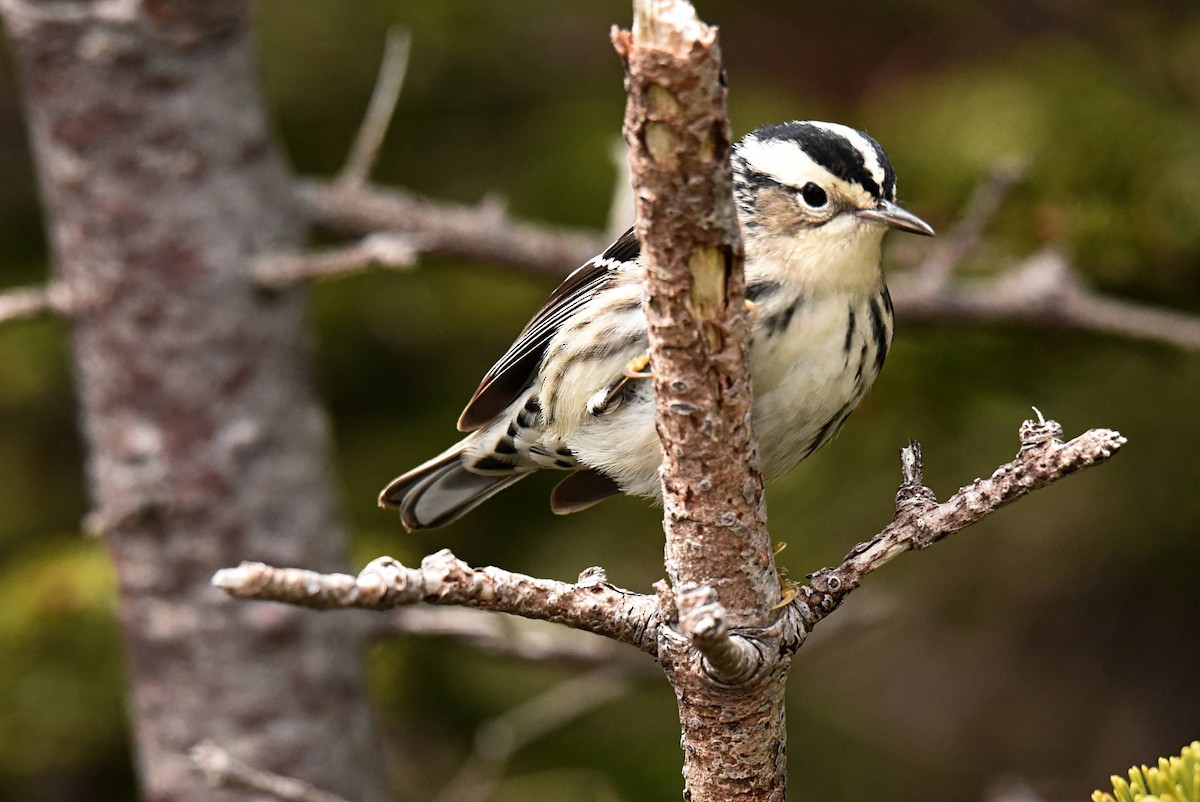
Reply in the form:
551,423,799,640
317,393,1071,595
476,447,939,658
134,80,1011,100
613,4,775,626
0,3,387,800
614,2,784,799
216,551,662,654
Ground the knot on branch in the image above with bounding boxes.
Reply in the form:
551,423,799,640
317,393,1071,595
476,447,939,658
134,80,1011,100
896,440,937,510
1019,410,1065,449
675,583,769,685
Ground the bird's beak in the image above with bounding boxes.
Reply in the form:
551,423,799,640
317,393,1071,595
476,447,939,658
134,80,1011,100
858,200,935,237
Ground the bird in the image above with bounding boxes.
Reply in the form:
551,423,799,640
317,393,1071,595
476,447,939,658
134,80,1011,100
379,120,934,531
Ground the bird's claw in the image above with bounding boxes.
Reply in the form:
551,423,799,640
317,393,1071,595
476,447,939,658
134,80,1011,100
773,567,799,610
772,544,798,611
623,352,652,380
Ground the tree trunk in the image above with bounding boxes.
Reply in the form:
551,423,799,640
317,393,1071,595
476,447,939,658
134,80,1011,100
0,3,387,800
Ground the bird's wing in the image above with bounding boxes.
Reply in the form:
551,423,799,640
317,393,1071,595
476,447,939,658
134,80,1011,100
456,227,641,431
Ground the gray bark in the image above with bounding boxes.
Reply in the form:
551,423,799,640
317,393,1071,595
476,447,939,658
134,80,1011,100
0,3,387,800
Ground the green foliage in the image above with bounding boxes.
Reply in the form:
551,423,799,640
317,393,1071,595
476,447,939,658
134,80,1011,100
1094,742,1200,802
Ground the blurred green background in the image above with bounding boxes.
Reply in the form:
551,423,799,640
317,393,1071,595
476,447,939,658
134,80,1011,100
1,1,1198,800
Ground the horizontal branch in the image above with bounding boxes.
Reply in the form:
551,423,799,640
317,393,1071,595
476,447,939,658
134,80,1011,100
191,741,353,802
890,249,1200,351
255,232,420,289
297,179,604,277
373,605,659,674
296,169,1200,352
795,418,1125,629
213,549,660,654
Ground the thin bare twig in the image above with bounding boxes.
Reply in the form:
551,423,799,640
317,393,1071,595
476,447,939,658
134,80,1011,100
891,248,1200,351
373,606,659,675
0,282,69,323
433,668,634,802
915,158,1027,288
191,740,354,802
213,549,661,654
339,27,412,188
255,232,420,289
794,417,1125,630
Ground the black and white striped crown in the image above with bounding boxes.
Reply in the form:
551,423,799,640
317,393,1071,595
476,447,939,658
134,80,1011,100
733,120,898,209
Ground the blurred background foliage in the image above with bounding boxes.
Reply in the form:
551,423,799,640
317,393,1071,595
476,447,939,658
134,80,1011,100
0,1,1198,800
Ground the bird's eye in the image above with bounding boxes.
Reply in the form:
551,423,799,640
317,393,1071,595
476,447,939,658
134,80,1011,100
799,183,828,208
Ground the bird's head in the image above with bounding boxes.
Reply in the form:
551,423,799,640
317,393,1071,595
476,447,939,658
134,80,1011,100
733,121,933,283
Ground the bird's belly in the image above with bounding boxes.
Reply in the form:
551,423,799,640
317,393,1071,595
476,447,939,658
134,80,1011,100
750,295,877,479
565,291,888,499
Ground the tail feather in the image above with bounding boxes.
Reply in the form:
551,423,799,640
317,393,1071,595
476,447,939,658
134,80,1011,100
379,442,532,530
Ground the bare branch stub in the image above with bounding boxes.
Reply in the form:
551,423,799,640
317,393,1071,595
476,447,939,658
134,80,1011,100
675,584,764,684
0,282,71,324
213,549,661,654
795,419,1126,630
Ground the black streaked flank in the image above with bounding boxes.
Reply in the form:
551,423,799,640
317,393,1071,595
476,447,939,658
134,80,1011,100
763,296,802,336
752,122,894,202
868,294,888,374
843,305,857,361
493,439,517,455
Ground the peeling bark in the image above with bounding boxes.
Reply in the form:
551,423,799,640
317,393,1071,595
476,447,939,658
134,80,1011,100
0,3,387,800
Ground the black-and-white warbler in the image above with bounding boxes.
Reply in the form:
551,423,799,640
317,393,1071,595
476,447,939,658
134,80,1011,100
380,121,933,530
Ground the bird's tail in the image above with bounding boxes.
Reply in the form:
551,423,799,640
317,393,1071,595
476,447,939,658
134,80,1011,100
378,439,533,531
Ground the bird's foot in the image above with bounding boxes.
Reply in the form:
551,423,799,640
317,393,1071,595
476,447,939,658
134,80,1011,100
745,299,759,317
773,567,799,610
622,352,652,379
772,542,796,609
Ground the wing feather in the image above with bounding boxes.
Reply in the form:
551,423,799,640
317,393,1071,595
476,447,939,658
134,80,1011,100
456,227,640,431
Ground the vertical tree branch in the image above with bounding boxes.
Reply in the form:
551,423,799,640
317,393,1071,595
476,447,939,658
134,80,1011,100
0,4,388,801
614,1,785,799
614,0,775,627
